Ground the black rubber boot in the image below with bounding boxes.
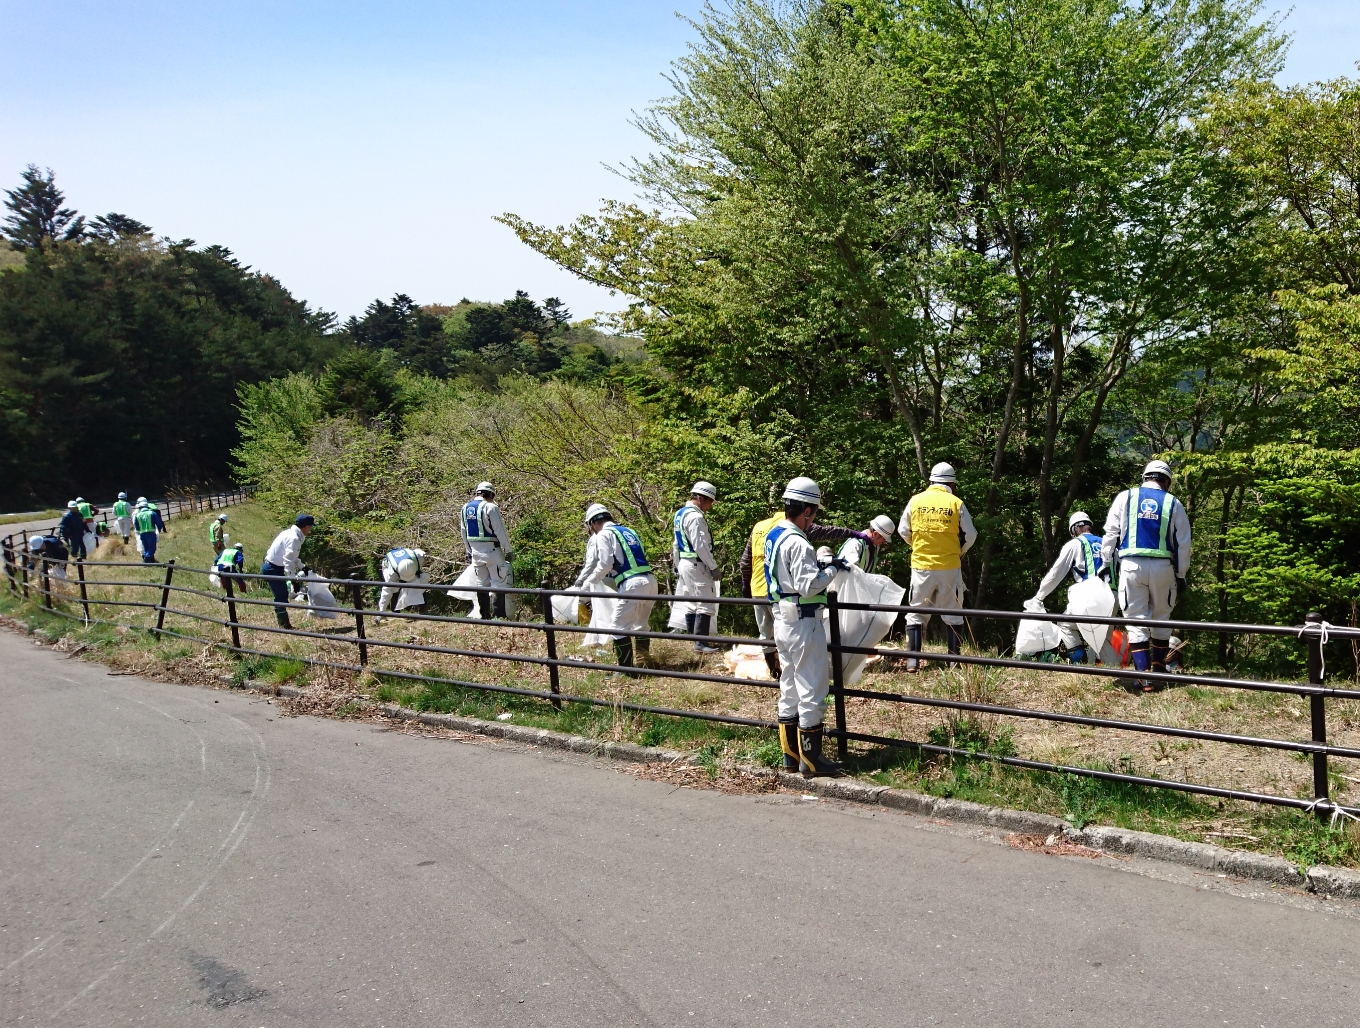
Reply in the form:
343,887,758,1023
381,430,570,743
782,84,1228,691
797,723,843,778
275,606,293,631
476,590,493,619
763,648,782,679
683,611,696,636
1150,639,1169,690
635,635,651,669
493,590,508,619
906,626,922,673
612,637,637,677
694,613,720,653
778,717,800,771
946,624,962,667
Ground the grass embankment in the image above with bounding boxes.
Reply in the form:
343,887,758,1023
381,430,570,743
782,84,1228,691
0,509,60,526
5,499,1358,870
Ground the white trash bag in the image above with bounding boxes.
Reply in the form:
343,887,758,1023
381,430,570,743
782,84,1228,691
1016,598,1061,655
825,565,906,686
1066,576,1115,656
550,594,580,625
723,643,774,681
291,570,339,620
580,582,618,649
447,564,483,618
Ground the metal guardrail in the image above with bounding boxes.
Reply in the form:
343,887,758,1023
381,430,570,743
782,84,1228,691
2,531,1356,823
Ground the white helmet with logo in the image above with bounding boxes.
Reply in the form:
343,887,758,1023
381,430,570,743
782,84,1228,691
782,477,822,505
584,502,611,525
475,481,495,496
396,557,419,582
929,462,957,484
1143,460,1172,482
870,514,896,539
690,480,717,501
1068,511,1093,532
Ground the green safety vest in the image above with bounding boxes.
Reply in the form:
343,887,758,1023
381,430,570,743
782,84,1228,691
77,502,93,518
764,523,827,605
215,547,242,571
210,521,225,543
134,508,155,533
113,500,130,518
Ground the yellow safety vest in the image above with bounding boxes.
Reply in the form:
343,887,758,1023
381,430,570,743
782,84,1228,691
906,484,964,570
748,513,782,598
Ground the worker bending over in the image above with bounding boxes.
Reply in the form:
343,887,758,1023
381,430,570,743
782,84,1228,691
898,463,977,671
673,481,721,653
739,487,862,679
573,503,657,673
766,477,848,777
838,515,897,573
1101,460,1191,690
379,546,430,616
214,543,245,589
462,482,511,620
1030,511,1106,664
262,514,314,629
28,535,69,580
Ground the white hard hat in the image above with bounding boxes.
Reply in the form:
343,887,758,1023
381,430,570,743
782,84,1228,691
475,481,495,495
782,477,822,504
118,491,127,499
584,502,611,525
395,558,418,582
929,462,957,483
690,481,717,501
76,496,85,502
67,500,77,508
217,514,228,522
136,496,147,505
1143,459,1172,481
29,537,43,551
1068,511,1093,531
870,515,896,539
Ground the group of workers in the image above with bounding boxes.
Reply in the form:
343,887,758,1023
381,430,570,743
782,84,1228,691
243,458,1188,779
27,493,168,577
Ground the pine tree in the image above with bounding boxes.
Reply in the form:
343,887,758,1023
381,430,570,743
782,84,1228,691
2,165,85,248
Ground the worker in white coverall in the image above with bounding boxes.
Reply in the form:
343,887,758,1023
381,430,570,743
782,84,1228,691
837,515,897,573
898,463,978,671
1101,460,1192,691
1031,511,1108,665
765,477,848,778
672,481,720,653
112,492,133,543
377,547,430,618
461,482,512,620
572,503,658,674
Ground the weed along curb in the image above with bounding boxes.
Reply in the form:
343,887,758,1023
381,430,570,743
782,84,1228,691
234,673,1360,900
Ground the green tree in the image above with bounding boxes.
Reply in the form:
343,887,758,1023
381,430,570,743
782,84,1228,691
3,165,85,248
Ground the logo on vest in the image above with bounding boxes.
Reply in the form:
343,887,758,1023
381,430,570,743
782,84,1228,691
1138,497,1160,519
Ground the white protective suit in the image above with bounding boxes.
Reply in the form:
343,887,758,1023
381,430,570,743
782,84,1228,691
461,496,512,605
897,500,977,628
1101,487,1191,645
1033,535,1112,656
673,500,718,618
379,547,430,613
767,521,840,728
573,520,657,641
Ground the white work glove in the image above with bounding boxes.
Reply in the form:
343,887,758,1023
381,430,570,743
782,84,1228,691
816,546,835,564
1023,597,1046,614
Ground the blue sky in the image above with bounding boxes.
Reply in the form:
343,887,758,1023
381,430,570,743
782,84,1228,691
0,1,1356,323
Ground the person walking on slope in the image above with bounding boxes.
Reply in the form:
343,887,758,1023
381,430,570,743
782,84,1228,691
1030,511,1107,665
838,515,898,573
572,503,658,674
210,514,228,556
60,501,87,561
461,482,511,620
765,477,849,778
133,501,166,563
898,463,978,672
673,481,721,653
262,514,315,629
739,487,863,680
1101,460,1191,691
213,543,245,589
112,493,133,543
378,546,430,617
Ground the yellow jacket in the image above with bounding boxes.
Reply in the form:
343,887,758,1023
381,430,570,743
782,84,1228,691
902,484,976,571
747,514,782,597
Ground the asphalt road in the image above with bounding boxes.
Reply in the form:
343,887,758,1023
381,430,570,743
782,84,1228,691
3,630,1359,1027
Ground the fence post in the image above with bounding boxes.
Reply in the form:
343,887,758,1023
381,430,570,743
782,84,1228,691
41,557,52,609
21,544,29,599
1305,611,1329,820
540,579,562,711
351,583,368,666
3,539,15,595
828,589,848,761
76,559,91,624
154,560,176,638
223,574,242,650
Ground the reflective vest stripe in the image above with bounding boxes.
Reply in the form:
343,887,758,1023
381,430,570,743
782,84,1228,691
463,500,493,542
113,501,130,517
608,525,652,585
77,502,92,518
388,548,421,576
673,506,698,561
215,548,241,570
748,515,781,597
1119,488,1174,559
764,524,827,605
1075,534,1102,581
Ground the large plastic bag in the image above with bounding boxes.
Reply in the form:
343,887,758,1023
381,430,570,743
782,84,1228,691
668,578,721,630
291,570,339,620
580,581,617,649
723,644,774,681
824,565,906,686
1066,576,1115,656
550,594,580,624
447,564,483,618
1016,598,1061,655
